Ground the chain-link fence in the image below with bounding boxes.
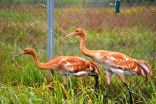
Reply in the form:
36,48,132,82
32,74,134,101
1,0,156,56
0,0,156,103
55,0,156,59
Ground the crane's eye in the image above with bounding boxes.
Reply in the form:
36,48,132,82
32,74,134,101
75,30,79,32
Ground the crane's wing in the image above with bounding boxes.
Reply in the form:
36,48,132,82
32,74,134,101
59,56,91,72
97,51,152,78
98,51,136,70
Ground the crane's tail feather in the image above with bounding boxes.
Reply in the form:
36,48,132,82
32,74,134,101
135,60,152,81
89,62,100,75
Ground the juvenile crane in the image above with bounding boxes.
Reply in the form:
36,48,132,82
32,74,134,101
15,48,99,89
65,28,152,103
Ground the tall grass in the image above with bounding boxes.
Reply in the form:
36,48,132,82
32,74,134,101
0,5,156,103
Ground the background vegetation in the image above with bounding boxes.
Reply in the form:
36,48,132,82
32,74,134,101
0,0,156,6
0,2,156,104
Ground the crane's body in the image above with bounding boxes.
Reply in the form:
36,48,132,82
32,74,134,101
42,56,99,77
15,48,99,89
94,50,151,77
66,28,152,103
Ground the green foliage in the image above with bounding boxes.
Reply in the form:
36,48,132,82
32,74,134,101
0,5,156,104
0,0,44,5
0,9,33,22
0,0,155,5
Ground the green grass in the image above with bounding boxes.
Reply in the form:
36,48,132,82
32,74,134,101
0,9,34,22
0,5,156,104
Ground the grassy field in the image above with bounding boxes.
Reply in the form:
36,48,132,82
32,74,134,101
0,5,156,104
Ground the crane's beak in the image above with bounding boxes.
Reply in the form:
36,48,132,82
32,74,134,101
65,32,75,39
14,52,24,58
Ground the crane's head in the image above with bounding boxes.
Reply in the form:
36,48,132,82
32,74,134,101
65,28,86,38
15,48,35,58
23,48,35,55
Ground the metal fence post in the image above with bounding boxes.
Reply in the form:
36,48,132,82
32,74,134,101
47,0,54,74
115,0,120,13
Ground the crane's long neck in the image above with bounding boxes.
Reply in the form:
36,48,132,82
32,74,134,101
31,52,50,70
80,35,95,58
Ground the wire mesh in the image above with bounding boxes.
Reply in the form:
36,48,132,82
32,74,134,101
55,0,156,59
0,0,156,103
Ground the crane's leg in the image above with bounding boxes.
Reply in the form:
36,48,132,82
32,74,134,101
62,76,68,89
89,72,99,90
94,75,99,89
124,82,133,104
117,73,133,104
94,75,99,96
51,70,54,75
105,70,113,97
88,72,99,96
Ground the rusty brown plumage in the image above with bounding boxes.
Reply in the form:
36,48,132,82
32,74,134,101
16,48,99,89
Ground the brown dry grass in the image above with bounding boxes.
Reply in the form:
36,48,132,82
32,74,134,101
0,5,156,104
55,6,156,33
